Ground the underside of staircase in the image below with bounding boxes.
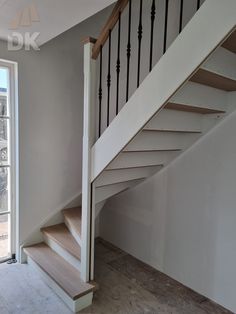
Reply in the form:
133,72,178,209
23,0,236,312
93,29,236,209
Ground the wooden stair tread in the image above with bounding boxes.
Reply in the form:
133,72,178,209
190,68,236,91
123,148,182,153
24,243,93,300
166,102,225,114
105,164,163,171
62,207,82,238
41,223,81,260
222,29,236,54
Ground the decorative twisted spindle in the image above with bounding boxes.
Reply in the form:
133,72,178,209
116,12,121,115
137,0,143,87
98,46,103,137
149,0,156,72
126,0,132,102
107,30,111,127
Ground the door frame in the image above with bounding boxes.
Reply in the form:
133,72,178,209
0,59,19,261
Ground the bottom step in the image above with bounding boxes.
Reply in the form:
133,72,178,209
24,243,94,313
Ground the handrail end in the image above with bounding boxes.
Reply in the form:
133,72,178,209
82,37,97,45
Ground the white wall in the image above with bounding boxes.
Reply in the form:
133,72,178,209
0,5,113,245
100,92,236,312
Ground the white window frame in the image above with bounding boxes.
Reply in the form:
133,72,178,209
0,59,19,261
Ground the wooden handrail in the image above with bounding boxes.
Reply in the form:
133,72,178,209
92,0,129,59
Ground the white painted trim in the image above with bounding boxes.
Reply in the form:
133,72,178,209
81,42,97,282
0,59,19,261
91,0,236,181
27,256,93,313
90,183,96,280
43,235,81,272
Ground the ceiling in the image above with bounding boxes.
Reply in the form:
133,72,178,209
0,0,116,46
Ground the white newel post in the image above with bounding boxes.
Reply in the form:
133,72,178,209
81,38,97,282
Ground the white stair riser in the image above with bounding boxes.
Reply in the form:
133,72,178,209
27,256,93,313
125,132,200,152
107,150,180,170
95,179,145,204
64,219,82,247
202,46,236,80
95,165,162,187
145,108,202,132
43,235,81,272
171,82,227,111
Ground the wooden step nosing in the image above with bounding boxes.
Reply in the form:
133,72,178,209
165,102,226,114
190,68,236,91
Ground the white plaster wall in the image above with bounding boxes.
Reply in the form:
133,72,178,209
100,93,236,312
0,5,113,245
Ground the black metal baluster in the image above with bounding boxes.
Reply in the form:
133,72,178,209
197,0,201,10
149,0,156,72
116,12,121,115
98,46,103,137
179,0,184,33
107,30,111,127
137,0,143,86
163,0,169,54
126,0,132,102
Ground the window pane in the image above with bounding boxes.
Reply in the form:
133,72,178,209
0,95,7,116
0,68,9,116
0,167,8,212
0,214,10,260
0,119,8,164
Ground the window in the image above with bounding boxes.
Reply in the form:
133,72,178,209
0,61,18,262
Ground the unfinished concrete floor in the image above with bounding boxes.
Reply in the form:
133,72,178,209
0,238,232,314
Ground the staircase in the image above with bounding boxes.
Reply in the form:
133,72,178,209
23,0,236,312
24,208,95,313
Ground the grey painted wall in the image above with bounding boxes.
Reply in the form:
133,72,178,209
100,93,236,312
0,5,113,245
